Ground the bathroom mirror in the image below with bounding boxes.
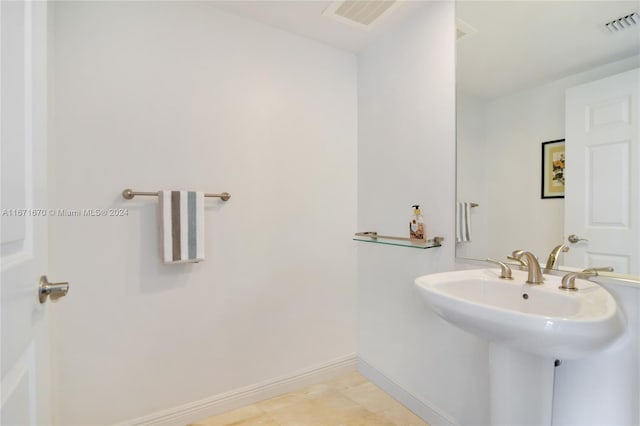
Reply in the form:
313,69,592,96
455,1,640,278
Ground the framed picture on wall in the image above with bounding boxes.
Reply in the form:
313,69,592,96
541,139,565,199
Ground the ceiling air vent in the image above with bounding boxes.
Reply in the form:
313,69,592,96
323,1,399,30
605,12,639,32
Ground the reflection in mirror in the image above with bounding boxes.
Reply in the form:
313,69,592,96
455,1,640,278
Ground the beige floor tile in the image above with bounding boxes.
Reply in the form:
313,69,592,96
263,399,332,425
327,372,368,391
192,372,429,426
190,404,265,425
338,382,401,414
322,407,382,426
311,393,376,421
340,412,395,426
297,382,336,399
315,392,366,410
379,405,429,426
227,413,281,426
256,392,308,413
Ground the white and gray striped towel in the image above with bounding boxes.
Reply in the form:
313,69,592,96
158,190,205,263
456,201,472,243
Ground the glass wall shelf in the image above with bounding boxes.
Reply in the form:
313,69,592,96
353,232,444,250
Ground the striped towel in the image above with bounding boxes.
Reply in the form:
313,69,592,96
456,201,472,243
158,190,204,263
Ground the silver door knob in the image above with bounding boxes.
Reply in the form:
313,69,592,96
568,234,588,244
39,275,69,304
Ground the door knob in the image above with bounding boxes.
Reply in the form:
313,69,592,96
39,275,69,304
568,234,588,244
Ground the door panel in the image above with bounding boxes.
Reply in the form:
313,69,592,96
587,140,629,227
1,0,27,252
565,68,639,275
1,1,51,424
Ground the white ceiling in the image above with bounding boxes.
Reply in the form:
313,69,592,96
456,1,640,99
209,1,427,53
209,1,640,99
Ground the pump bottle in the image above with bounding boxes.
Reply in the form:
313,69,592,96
410,205,425,240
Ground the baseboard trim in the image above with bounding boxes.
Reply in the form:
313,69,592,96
358,357,459,426
118,353,357,426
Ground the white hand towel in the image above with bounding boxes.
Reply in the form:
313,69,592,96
456,201,472,243
158,190,204,263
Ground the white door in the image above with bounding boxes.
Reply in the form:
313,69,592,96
564,68,640,275
1,1,54,424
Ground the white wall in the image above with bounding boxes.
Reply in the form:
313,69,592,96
49,2,357,424
357,3,490,425
457,55,640,262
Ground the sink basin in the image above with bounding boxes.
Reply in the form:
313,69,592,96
415,268,624,359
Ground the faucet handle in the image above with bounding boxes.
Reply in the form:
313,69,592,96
559,267,614,291
583,266,614,273
486,258,513,280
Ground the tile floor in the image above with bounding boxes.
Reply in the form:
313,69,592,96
190,372,429,426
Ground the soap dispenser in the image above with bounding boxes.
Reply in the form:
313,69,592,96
410,205,425,240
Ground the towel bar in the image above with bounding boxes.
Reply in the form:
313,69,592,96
122,189,231,201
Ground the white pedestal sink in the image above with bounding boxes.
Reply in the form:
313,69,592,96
415,268,625,426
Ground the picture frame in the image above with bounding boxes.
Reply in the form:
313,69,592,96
541,139,565,199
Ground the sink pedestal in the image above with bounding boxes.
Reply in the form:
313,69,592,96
416,268,625,425
490,344,555,426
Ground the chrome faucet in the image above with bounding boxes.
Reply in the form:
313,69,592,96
512,250,544,284
506,255,527,268
544,244,569,273
560,267,614,291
